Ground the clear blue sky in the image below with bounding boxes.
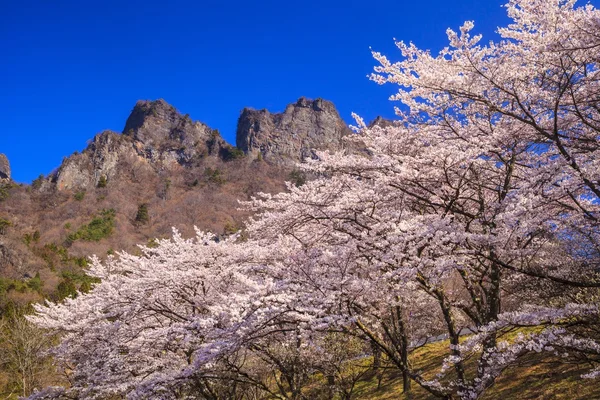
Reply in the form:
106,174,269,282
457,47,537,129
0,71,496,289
1,0,519,183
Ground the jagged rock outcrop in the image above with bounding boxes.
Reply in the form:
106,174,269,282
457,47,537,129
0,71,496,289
53,99,232,190
0,154,10,181
0,96,356,304
54,130,137,190
52,97,353,190
369,116,396,128
123,99,229,164
236,97,352,165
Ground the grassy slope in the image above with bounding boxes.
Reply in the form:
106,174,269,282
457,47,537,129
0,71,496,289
350,340,600,400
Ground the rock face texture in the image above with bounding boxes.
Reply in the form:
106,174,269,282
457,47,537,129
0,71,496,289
236,97,352,166
369,116,396,129
53,99,232,190
51,97,352,190
123,99,229,164
0,154,10,180
54,130,136,190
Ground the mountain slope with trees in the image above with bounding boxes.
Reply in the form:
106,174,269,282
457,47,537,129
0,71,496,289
5,0,600,399
0,96,354,305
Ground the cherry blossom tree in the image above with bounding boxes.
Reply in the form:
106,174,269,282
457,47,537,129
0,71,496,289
28,231,277,399
245,0,600,397
28,1,600,399
28,230,354,400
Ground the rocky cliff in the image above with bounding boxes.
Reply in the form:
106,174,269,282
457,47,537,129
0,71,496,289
53,100,233,190
123,99,229,164
236,97,353,166
369,116,396,129
51,97,351,190
54,130,134,190
0,154,10,181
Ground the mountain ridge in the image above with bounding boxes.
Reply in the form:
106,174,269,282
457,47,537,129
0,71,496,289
43,96,351,191
0,96,356,306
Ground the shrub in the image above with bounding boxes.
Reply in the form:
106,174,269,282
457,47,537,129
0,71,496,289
207,129,221,149
31,174,45,190
21,230,40,248
289,170,306,187
67,209,116,244
145,239,159,248
35,242,70,270
56,279,77,300
73,256,88,268
0,183,12,202
222,147,245,161
53,271,100,301
205,168,225,184
223,221,239,235
74,191,86,201
135,203,150,225
27,273,43,292
0,218,11,235
97,175,107,188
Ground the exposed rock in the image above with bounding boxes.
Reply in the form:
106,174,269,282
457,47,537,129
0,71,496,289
236,97,353,166
0,96,360,299
53,100,235,190
123,99,229,165
54,130,135,190
369,116,396,129
0,154,10,180
53,97,354,191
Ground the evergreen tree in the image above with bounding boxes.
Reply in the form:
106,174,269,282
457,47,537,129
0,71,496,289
97,175,107,188
135,203,149,225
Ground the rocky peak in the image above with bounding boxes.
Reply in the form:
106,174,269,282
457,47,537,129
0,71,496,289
52,100,234,191
369,116,396,128
236,97,352,166
53,130,132,190
124,99,216,146
0,154,10,181
123,99,228,162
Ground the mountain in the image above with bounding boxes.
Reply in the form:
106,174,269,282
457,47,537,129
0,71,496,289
237,97,353,165
0,154,10,181
52,99,232,191
0,97,353,307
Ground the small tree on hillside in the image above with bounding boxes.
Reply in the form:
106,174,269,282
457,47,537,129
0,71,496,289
135,203,149,225
0,316,53,397
0,218,11,235
96,175,107,188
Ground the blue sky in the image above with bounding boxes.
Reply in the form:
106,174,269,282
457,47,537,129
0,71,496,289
1,0,517,183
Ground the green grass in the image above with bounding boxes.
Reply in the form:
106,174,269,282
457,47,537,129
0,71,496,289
66,209,115,244
349,339,600,400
